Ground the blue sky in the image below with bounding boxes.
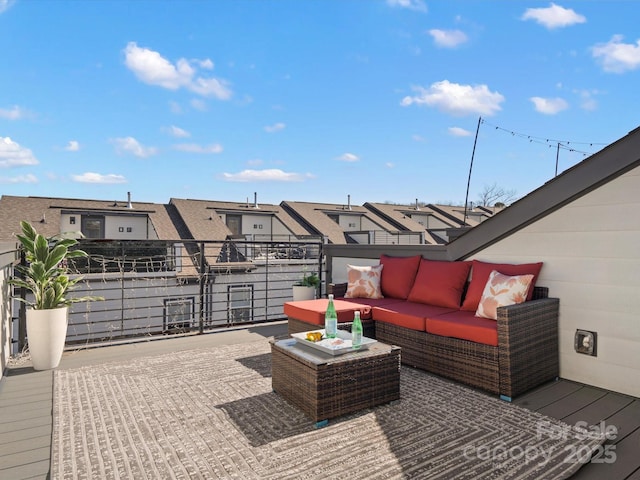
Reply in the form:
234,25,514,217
1,1,639,206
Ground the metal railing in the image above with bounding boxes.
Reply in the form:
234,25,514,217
10,238,325,351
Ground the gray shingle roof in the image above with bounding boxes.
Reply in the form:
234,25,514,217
0,195,180,242
280,200,402,244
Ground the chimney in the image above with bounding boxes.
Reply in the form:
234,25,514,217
415,198,420,211
347,194,352,211
127,192,133,209
253,192,259,209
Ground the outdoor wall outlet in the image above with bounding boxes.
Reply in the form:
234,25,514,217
575,330,597,356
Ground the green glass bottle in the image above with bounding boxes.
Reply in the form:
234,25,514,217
352,311,363,349
325,294,338,338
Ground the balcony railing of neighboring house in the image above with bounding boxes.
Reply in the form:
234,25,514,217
8,238,325,353
346,230,426,245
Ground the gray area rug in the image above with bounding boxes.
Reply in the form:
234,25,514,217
52,341,604,479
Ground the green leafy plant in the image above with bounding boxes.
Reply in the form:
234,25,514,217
10,220,103,309
296,272,320,288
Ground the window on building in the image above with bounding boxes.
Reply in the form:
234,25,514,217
81,215,105,238
163,297,194,332
226,214,242,236
227,284,253,323
327,214,339,224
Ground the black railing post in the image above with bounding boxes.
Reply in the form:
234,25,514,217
17,249,27,352
198,242,206,334
318,241,324,297
264,242,269,322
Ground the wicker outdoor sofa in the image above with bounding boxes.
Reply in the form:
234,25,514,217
284,255,560,401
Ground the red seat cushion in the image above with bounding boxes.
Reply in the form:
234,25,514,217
407,259,471,308
379,254,421,300
426,310,498,346
372,302,458,332
284,299,372,326
461,260,543,312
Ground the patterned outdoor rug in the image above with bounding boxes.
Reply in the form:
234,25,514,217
52,340,604,479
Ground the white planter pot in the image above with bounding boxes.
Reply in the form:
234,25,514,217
26,306,69,370
292,285,316,301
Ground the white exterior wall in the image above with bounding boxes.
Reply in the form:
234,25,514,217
470,167,640,397
241,213,272,235
60,214,156,240
337,214,362,231
410,213,450,229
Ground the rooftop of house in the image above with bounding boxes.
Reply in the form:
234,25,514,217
0,195,180,243
280,200,409,244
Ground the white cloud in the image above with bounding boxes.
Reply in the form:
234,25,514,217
198,59,214,70
163,125,191,138
111,137,158,158
412,134,426,142
190,99,208,111
337,153,360,162
72,172,128,184
123,42,232,99
0,174,38,184
172,143,223,154
574,89,599,111
521,3,586,29
385,162,395,168
0,137,39,167
530,96,569,114
592,35,640,73
169,101,183,114
0,0,15,14
221,169,313,182
448,126,472,137
429,29,468,48
247,158,264,166
64,140,80,151
386,0,427,13
0,105,28,120
264,122,286,133
401,80,504,116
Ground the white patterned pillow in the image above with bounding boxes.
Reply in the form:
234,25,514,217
475,270,534,320
344,264,384,299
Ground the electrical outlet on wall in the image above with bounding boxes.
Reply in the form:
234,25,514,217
575,330,597,356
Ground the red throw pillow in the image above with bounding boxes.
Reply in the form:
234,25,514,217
407,259,471,308
461,260,543,312
379,254,421,299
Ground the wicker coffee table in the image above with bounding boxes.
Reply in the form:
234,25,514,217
270,337,401,427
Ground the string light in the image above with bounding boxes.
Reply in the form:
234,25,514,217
480,119,607,158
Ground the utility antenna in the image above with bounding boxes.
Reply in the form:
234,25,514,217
463,116,482,226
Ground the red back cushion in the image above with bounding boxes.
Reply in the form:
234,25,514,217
461,260,543,312
379,254,421,300
407,259,471,308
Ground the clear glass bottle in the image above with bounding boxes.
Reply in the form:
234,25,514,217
325,294,338,339
351,310,363,349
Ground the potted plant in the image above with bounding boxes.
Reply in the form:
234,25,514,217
10,220,102,370
292,272,320,301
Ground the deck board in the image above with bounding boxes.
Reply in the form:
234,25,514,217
517,381,640,479
537,386,608,419
561,393,636,427
570,427,640,480
514,379,583,410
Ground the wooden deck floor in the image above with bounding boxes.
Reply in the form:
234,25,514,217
1,322,639,479
514,377,640,479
